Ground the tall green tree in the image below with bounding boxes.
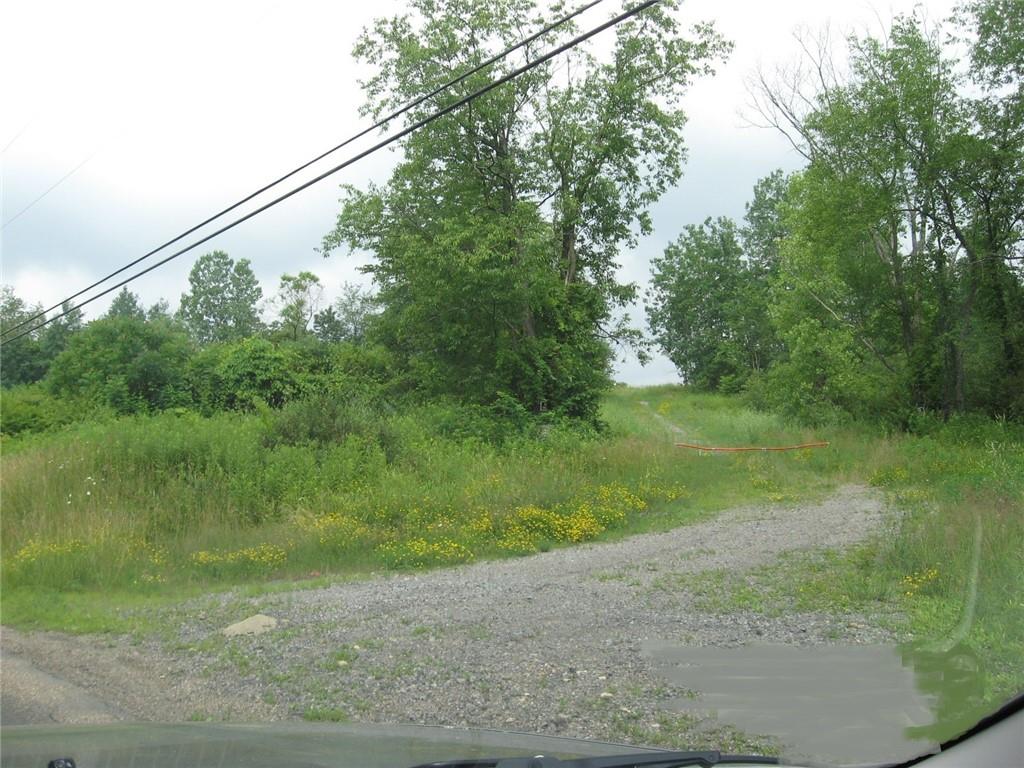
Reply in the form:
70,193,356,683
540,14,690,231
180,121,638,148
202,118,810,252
751,6,1023,420
648,169,787,393
273,271,323,341
105,287,146,320
39,300,84,364
187,337,306,413
147,298,173,323
178,251,263,343
648,217,772,391
742,170,790,275
321,0,728,419
0,286,47,387
313,282,379,344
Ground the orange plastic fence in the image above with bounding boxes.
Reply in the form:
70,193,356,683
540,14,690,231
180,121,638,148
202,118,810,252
675,441,830,453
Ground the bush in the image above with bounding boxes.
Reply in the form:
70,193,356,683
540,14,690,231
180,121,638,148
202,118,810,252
0,384,87,436
188,338,306,412
324,342,403,401
262,393,400,460
47,317,193,414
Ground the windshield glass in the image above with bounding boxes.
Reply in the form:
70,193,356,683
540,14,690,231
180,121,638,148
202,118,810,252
1,1,1021,767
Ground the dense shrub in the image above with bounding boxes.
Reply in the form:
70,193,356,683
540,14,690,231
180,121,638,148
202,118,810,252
262,393,400,460
188,337,306,412
324,342,403,401
47,317,192,414
0,384,86,436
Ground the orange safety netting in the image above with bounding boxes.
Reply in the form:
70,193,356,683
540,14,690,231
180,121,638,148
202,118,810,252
675,441,830,453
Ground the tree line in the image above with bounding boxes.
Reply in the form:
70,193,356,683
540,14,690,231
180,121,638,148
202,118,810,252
1,0,1020,434
4,0,731,430
649,0,1023,424
0,253,382,431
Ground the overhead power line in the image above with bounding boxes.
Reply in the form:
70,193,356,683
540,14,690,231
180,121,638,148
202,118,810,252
1,152,97,230
1,0,606,341
2,0,661,346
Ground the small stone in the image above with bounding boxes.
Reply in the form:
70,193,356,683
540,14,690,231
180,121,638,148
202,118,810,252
221,614,277,637
599,691,613,699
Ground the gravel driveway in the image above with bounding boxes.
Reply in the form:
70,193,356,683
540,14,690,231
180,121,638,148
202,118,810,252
2,484,895,751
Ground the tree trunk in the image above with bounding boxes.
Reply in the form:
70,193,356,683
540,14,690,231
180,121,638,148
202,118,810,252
562,223,578,285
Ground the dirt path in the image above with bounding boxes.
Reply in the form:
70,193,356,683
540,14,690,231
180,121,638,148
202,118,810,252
638,400,690,440
0,645,122,726
1,626,281,724
1,485,893,750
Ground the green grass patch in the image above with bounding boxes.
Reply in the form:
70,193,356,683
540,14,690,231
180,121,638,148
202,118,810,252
1,388,847,621
607,709,781,756
302,706,350,723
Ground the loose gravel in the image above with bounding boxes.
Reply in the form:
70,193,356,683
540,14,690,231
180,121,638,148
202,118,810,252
3,484,895,748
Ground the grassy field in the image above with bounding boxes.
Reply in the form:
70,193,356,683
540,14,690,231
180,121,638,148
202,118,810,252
2,386,1021,713
1,387,841,618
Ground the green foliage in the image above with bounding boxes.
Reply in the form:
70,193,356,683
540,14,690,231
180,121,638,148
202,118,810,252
323,342,402,401
0,384,85,436
313,282,378,344
47,316,192,414
39,301,84,366
648,217,772,392
960,0,1024,88
262,393,399,460
323,0,729,420
748,167,911,424
188,337,307,412
1,286,48,387
710,6,1024,423
178,251,264,343
272,271,322,342
146,299,173,322
648,170,787,395
741,169,790,273
105,287,146,320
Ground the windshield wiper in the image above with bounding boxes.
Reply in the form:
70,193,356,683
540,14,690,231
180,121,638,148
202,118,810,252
408,750,779,768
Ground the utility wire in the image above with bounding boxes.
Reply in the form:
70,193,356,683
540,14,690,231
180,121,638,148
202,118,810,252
2,0,661,345
1,152,96,230
1,0,606,340
2,120,33,155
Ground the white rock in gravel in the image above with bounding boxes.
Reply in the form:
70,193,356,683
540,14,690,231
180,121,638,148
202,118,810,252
222,614,277,637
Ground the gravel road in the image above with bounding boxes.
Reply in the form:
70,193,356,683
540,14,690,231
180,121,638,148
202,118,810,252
2,484,895,751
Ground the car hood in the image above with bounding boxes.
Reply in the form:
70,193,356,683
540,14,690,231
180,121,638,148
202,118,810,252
0,721,672,768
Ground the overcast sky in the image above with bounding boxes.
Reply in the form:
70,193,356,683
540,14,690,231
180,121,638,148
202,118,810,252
1,0,957,384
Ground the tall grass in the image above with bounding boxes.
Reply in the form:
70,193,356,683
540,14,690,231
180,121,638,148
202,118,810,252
1,389,855,599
